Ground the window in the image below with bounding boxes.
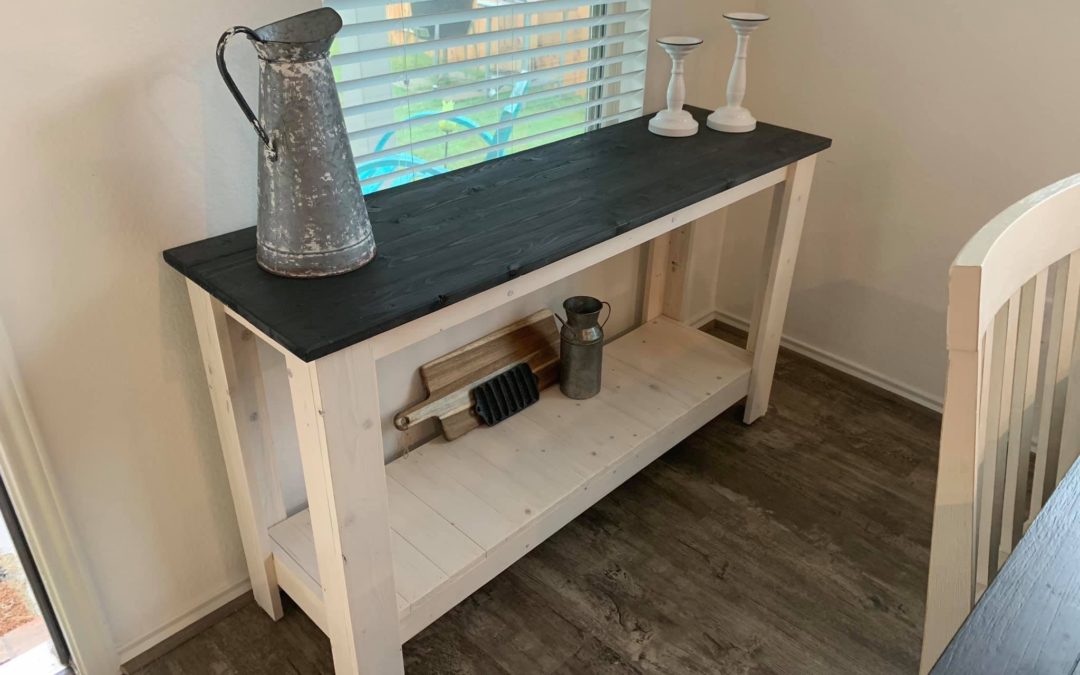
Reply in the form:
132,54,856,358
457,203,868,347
327,0,651,193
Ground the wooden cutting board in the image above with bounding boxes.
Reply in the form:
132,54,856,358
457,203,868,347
394,310,560,440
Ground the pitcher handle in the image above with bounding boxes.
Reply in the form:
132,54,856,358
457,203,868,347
600,301,612,328
216,27,279,161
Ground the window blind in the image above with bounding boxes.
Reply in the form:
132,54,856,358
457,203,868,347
326,0,651,193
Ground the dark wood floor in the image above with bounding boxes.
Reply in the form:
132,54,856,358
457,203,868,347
132,324,941,674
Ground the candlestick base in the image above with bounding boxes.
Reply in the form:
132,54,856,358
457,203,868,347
707,106,757,133
649,109,699,137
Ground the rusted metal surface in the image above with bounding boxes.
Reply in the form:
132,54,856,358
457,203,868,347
555,296,610,400
217,8,375,278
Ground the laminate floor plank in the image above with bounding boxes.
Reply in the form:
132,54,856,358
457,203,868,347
130,322,939,675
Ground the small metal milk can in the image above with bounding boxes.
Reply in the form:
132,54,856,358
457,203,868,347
216,9,376,278
555,296,611,400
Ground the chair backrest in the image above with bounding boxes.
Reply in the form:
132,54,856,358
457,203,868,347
921,173,1080,672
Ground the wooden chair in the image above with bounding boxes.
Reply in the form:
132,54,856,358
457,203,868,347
921,173,1080,672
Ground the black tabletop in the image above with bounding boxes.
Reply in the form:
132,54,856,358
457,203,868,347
932,459,1080,673
164,106,830,361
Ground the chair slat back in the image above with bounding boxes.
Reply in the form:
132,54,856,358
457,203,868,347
921,175,1080,673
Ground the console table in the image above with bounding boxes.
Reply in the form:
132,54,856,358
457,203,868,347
164,107,830,674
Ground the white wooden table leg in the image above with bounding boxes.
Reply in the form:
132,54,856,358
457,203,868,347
641,232,672,322
287,343,404,675
186,281,285,620
747,186,786,351
697,210,728,327
661,223,694,322
743,156,817,423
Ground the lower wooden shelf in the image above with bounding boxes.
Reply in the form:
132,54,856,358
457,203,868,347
267,317,752,642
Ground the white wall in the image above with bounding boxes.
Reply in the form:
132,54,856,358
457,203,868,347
0,0,736,662
714,0,1080,407
0,0,319,659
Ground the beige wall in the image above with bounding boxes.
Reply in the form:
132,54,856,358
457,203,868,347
714,0,1080,407
0,0,319,658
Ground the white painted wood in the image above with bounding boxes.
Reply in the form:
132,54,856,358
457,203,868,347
269,509,410,635
270,510,329,635
361,166,787,360
386,477,484,576
972,316,998,599
1000,275,1045,556
268,318,752,644
661,223,695,321
1044,253,1080,493
0,317,120,675
228,320,288,534
1055,275,1080,483
388,447,518,551
922,173,1080,673
746,185,785,353
976,305,1009,586
186,282,284,621
286,344,404,675
955,174,1080,338
744,155,817,422
591,355,695,424
255,339,307,515
920,265,982,675
1029,262,1070,522
641,232,672,322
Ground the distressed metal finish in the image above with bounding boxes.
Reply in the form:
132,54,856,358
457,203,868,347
555,296,610,400
217,8,375,278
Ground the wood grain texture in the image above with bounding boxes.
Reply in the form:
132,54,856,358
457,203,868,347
932,459,1080,674
744,156,817,423
132,323,939,675
163,110,830,362
287,345,404,674
186,284,284,621
395,310,559,440
271,318,754,643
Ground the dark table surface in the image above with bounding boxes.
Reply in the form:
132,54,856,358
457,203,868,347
164,106,830,361
932,459,1080,673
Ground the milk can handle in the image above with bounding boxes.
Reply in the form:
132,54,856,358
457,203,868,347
216,27,279,162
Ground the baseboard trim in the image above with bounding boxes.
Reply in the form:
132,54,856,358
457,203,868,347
711,310,944,413
688,308,719,330
118,579,252,672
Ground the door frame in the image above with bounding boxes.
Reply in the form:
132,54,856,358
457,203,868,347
0,319,119,674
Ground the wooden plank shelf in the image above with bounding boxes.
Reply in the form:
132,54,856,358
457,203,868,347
268,317,752,642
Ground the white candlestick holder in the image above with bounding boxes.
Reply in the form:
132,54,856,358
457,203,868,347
648,36,703,137
708,12,769,133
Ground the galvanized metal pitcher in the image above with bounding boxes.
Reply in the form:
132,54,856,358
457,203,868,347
216,8,376,278
555,296,611,400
